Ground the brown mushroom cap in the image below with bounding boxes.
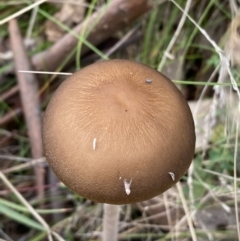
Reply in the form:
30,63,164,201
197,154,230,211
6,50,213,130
42,59,195,205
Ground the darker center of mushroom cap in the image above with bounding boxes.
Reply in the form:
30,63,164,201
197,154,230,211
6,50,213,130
92,78,154,116
43,59,196,204
61,69,173,152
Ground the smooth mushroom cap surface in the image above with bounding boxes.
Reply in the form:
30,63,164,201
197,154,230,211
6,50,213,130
42,59,195,205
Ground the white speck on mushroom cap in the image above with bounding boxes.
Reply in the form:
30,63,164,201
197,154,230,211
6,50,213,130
124,178,133,195
93,138,97,150
168,172,175,181
145,79,152,84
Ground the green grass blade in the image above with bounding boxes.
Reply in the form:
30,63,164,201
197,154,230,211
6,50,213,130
0,203,45,231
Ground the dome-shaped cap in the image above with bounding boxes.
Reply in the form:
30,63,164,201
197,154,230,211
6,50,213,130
42,59,195,204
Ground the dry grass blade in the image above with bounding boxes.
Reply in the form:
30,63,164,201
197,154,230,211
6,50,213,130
18,70,72,76
158,0,192,71
0,108,21,126
0,0,47,25
176,182,197,241
3,157,46,174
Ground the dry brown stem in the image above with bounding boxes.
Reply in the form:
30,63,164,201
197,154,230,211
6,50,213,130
0,107,22,126
0,85,19,102
9,19,44,202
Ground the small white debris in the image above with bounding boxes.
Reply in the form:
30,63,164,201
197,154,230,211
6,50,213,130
119,177,122,180
93,138,97,150
164,51,175,60
123,178,133,195
0,51,13,60
168,172,175,181
145,79,152,84
144,206,150,211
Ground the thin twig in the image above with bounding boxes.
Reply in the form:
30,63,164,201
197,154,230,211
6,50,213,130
0,86,19,102
25,4,39,40
0,108,22,126
18,70,72,75
0,154,32,162
104,25,141,58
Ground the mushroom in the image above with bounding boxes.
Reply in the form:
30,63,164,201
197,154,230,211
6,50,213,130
42,59,195,240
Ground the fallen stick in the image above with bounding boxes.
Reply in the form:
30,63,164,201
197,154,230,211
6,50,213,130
9,19,45,203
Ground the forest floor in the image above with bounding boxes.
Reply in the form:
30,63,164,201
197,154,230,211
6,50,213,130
0,0,240,240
